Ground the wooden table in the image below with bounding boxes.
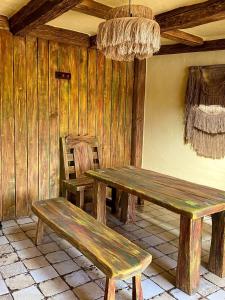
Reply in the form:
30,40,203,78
86,166,225,295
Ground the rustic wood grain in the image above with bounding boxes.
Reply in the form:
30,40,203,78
161,30,203,46
32,197,152,279
156,0,225,32
10,0,83,35
1,31,15,219
93,181,107,224
131,59,146,168
30,25,90,47
26,36,38,210
14,36,28,217
158,39,225,55
38,39,50,200
0,16,9,31
105,278,116,300
73,0,109,19
49,41,59,198
79,48,88,135
132,274,143,300
208,212,225,277
176,216,202,294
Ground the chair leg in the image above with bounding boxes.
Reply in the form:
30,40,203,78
104,278,115,300
35,219,45,245
76,189,85,209
132,274,143,300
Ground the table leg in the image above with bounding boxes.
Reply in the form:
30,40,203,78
120,192,136,224
93,180,107,224
208,211,225,277
176,215,202,295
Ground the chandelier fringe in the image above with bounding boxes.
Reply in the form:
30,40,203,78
97,17,160,61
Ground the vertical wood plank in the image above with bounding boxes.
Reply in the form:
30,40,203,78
38,38,50,200
26,36,38,210
93,180,107,224
125,62,134,165
131,59,146,167
104,278,115,300
103,59,112,168
96,51,105,164
132,274,143,300
59,45,69,137
49,41,59,198
79,48,88,135
87,48,96,137
117,62,126,166
208,211,225,277
1,31,15,219
176,216,202,295
111,61,120,167
0,31,2,220
14,36,28,217
69,46,79,136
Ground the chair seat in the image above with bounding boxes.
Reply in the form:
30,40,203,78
63,176,94,193
32,197,152,279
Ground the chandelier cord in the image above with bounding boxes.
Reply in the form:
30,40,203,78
129,0,132,17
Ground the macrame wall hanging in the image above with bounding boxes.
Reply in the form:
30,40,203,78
185,65,225,159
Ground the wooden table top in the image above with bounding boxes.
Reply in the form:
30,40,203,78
86,166,225,219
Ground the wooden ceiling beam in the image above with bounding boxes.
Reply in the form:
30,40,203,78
161,30,203,46
157,0,225,32
29,25,90,47
72,0,109,19
9,0,83,36
157,39,225,55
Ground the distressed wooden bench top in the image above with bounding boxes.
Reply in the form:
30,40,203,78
63,176,94,192
32,198,151,279
86,166,225,219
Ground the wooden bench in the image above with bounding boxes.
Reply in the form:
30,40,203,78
32,197,152,300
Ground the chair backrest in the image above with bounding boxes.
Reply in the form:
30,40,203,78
61,135,100,180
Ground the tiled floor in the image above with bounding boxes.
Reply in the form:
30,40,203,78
0,201,224,299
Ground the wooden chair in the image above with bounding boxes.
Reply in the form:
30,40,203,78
61,135,100,209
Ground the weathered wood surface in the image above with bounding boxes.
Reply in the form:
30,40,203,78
208,212,225,277
72,0,109,19
132,274,143,300
63,177,94,193
86,166,225,219
0,16,9,31
176,216,202,294
158,39,225,55
156,0,225,32
0,31,134,219
161,30,203,46
9,0,83,35
32,197,152,279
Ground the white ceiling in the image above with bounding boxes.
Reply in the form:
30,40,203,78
1,0,225,45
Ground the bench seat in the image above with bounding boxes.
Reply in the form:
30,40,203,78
32,197,152,299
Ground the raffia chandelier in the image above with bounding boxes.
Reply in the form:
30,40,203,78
97,1,161,61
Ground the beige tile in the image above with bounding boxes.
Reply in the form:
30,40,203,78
5,274,34,290
17,218,34,225
30,266,58,283
11,239,34,251
1,221,17,228
23,256,49,270
74,256,93,269
74,282,104,300
39,277,69,297
64,270,90,287
53,260,80,275
0,262,27,279
12,285,44,300
46,251,70,264
0,237,8,246
66,247,82,259
151,272,175,290
0,253,18,266
17,247,42,260
0,280,9,296
153,292,176,300
25,229,36,238
156,242,178,255
204,272,225,288
37,242,60,255
2,227,22,235
49,290,78,300
0,294,13,300
86,266,105,280
6,233,27,242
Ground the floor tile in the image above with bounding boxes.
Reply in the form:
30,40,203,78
154,292,176,300
45,250,70,264
74,282,104,300
0,280,9,296
170,289,200,300
64,270,90,287
53,260,80,275
198,278,219,297
37,242,60,254
17,218,34,225
12,285,44,300
39,276,69,297
66,247,82,259
207,289,225,300
1,221,17,228
0,262,27,279
0,237,8,246
151,272,175,290
17,247,42,260
5,274,34,291
141,279,164,299
6,233,27,242
49,290,78,300
23,256,49,270
0,253,18,266
30,266,58,283
11,239,34,251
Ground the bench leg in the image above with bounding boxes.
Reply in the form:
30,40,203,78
76,189,85,209
208,212,225,277
104,278,115,300
132,274,143,300
35,219,45,245
93,181,107,224
176,216,202,295
120,193,136,224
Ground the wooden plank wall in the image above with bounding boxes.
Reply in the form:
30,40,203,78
0,31,134,220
